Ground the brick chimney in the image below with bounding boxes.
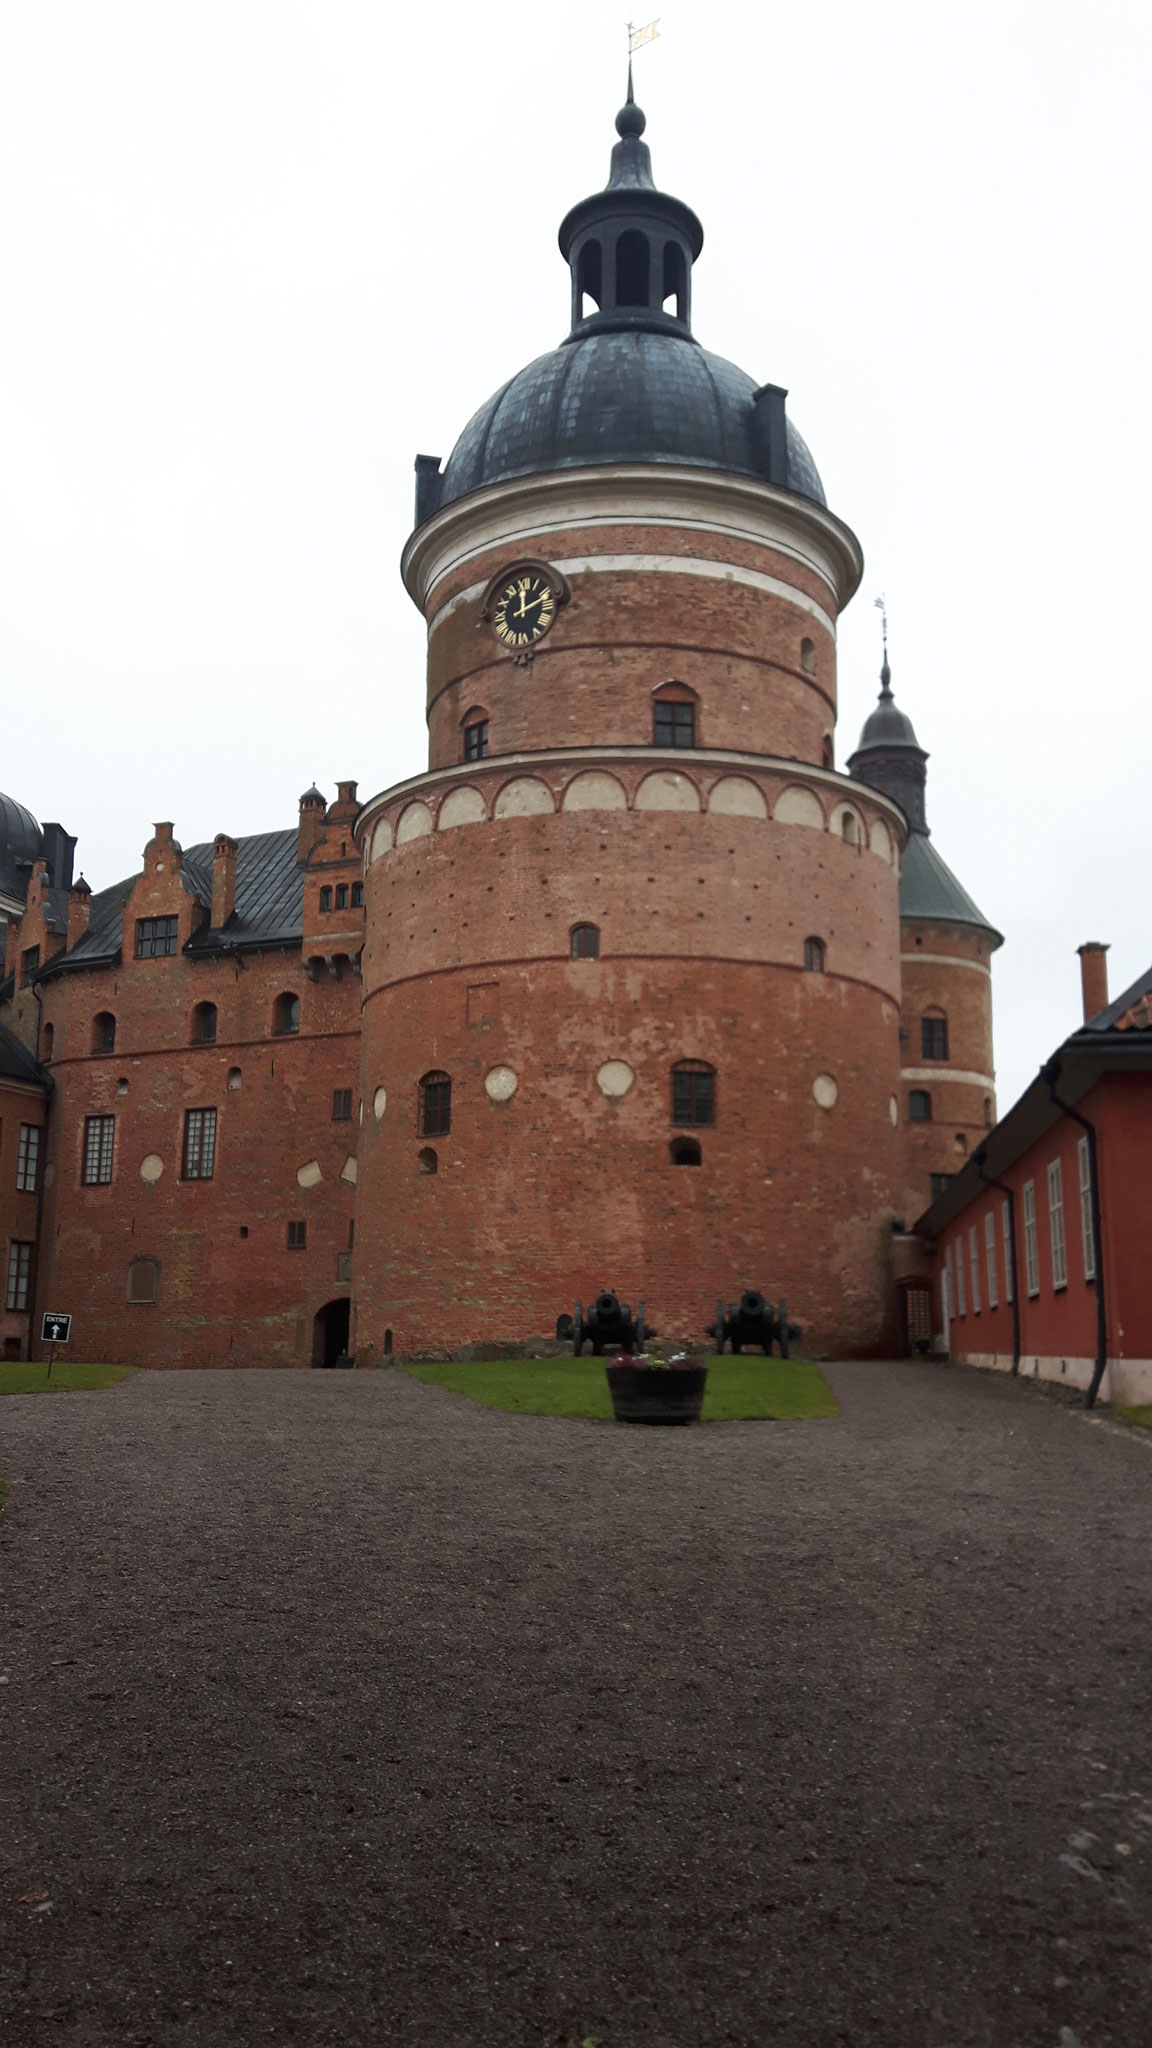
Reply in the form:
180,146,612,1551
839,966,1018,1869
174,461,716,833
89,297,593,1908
67,875,91,948
1077,942,1109,1023
211,834,238,928
298,785,327,863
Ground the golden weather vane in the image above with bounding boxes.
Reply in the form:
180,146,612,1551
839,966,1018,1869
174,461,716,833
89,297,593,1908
628,18,661,56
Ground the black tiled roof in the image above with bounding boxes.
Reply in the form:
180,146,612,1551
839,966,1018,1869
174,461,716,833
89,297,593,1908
0,1020,46,1090
899,832,1002,946
37,830,303,979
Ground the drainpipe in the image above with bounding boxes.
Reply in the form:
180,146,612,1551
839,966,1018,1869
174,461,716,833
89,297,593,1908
1041,1057,1107,1410
972,1144,1021,1375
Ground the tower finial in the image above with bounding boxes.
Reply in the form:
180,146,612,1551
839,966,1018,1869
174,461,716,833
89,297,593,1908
873,594,892,695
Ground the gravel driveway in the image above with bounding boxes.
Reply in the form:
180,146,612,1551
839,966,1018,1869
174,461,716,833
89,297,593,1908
1,1360,1150,2048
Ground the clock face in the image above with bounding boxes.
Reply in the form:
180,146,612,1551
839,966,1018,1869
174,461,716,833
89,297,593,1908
491,570,557,650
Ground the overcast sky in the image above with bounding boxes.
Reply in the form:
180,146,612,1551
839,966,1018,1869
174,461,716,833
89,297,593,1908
1,0,1148,1110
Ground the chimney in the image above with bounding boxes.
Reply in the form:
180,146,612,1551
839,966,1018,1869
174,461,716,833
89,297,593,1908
298,786,327,863
1077,942,1109,1023
212,835,238,928
67,875,91,948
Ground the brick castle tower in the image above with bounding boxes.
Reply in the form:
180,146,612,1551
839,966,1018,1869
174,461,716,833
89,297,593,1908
352,89,912,1358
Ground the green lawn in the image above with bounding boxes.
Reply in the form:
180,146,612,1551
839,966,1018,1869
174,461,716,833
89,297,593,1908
0,1360,137,1396
401,1355,837,1423
1118,1405,1152,1430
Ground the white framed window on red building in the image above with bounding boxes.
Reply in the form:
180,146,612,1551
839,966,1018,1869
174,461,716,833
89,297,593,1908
943,1242,954,1323
1077,1136,1096,1282
984,1211,998,1309
1022,1180,1039,1296
955,1239,967,1317
1047,1158,1067,1290
969,1226,981,1314
1002,1200,1014,1304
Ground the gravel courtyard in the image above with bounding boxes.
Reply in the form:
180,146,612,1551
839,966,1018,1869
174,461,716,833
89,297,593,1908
1,1360,1150,2048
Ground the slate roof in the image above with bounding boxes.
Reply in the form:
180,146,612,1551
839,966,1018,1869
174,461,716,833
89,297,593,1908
0,790,42,902
899,831,1003,947
1083,961,1152,1031
36,829,303,979
0,1020,46,1091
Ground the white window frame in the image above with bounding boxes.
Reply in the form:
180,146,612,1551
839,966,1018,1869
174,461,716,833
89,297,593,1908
984,1210,999,1309
1002,1199,1014,1304
1078,1135,1096,1282
955,1238,967,1316
943,1242,954,1324
16,1123,40,1193
969,1224,981,1314
1048,1157,1067,1291
1022,1180,1039,1297
6,1240,32,1312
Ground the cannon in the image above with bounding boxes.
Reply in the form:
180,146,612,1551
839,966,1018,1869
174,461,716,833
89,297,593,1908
707,1288,799,1358
555,1291,651,1357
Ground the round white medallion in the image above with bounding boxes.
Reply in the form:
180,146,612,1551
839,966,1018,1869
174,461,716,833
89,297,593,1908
373,1086,387,1120
140,1154,164,1184
812,1074,839,1110
485,1066,518,1102
597,1060,635,1099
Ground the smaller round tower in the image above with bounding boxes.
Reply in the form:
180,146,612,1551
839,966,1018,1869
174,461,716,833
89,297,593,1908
849,658,1002,1222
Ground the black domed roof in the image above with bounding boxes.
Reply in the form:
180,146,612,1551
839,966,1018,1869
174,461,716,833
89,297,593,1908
0,791,42,904
438,331,825,510
854,667,922,751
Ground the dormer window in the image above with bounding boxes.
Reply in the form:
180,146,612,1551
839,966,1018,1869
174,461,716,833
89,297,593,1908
136,916,178,958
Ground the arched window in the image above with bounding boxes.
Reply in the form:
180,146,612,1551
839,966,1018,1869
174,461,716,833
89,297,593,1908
335,884,348,910
126,1256,160,1305
419,1070,451,1137
351,882,364,908
909,1090,932,1122
417,1146,439,1175
227,1066,242,1091
672,1060,715,1127
42,1022,54,1061
984,1095,993,1128
571,923,600,959
800,637,815,675
577,237,602,317
821,735,834,770
92,1011,116,1054
803,937,825,973
193,1002,217,1044
462,707,489,762
670,1136,702,1167
273,992,300,1036
662,240,687,319
652,682,697,749
841,810,859,846
318,886,332,912
616,228,650,307
921,1011,949,1061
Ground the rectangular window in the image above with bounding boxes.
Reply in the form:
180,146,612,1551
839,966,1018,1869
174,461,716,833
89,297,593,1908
1002,1199,1014,1304
287,1221,307,1250
672,1065,715,1127
182,1107,217,1181
351,882,363,908
943,1242,954,1324
135,916,179,958
955,1239,966,1317
921,1016,949,1061
1078,1135,1096,1282
332,1089,353,1122
464,719,488,761
984,1210,999,1309
16,1123,41,1194
420,1076,452,1137
1048,1157,1067,1290
82,1114,115,1186
968,1225,981,1314
929,1172,953,1201
335,884,348,910
1022,1179,1039,1297
6,1241,32,1312
21,945,40,986
654,700,695,748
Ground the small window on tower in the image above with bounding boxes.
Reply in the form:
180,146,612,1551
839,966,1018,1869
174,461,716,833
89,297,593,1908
921,1013,949,1061
653,698,695,748
464,718,489,762
803,937,825,973
800,637,815,675
669,1136,702,1167
351,882,364,908
192,1002,217,1044
570,924,600,960
671,1060,715,1128
92,1011,116,1054
615,228,650,308
332,1089,353,1122
909,1090,932,1122
273,992,300,1036
419,1071,451,1138
662,240,687,320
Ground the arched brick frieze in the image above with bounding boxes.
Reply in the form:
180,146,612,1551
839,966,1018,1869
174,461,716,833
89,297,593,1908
396,802,434,844
708,776,768,819
493,776,555,819
561,771,628,813
437,786,488,830
634,770,700,813
773,784,825,830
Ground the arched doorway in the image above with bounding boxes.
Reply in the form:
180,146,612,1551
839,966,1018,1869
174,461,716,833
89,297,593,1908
312,1297,350,1367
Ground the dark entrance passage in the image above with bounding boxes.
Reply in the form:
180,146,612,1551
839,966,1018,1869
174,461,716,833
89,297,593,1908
312,1297,350,1367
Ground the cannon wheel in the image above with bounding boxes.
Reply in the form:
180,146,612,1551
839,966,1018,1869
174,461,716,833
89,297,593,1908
572,1300,584,1357
635,1304,646,1355
714,1299,726,1355
778,1297,789,1359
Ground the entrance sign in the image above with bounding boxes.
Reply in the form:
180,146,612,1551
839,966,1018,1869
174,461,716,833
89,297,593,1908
41,1312,72,1344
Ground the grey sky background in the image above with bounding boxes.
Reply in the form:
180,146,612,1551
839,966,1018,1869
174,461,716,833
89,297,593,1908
1,0,1148,1113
